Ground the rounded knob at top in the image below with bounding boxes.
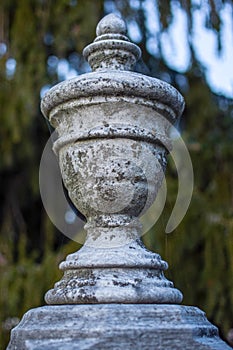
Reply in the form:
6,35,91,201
96,13,127,36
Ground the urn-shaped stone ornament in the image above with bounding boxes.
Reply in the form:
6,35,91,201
7,14,232,350
41,13,184,305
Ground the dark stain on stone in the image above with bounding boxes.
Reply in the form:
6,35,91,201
113,280,130,287
147,272,154,278
134,278,142,283
76,289,98,303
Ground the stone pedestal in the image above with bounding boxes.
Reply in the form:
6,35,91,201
8,305,231,350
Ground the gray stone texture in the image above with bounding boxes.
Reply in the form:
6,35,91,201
8,304,231,350
7,13,231,349
40,12,184,306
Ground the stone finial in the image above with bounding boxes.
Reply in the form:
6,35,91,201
40,13,184,306
83,13,141,71
7,13,232,350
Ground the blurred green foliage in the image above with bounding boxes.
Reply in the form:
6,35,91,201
0,0,233,349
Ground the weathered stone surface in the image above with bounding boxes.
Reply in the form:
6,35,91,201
7,304,231,350
45,239,183,305
40,13,184,306
40,71,184,122
7,13,230,349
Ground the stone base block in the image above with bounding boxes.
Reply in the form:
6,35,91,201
7,304,231,350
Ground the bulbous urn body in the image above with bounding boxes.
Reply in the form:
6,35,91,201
52,95,172,247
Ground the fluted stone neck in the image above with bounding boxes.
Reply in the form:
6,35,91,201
83,13,141,71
